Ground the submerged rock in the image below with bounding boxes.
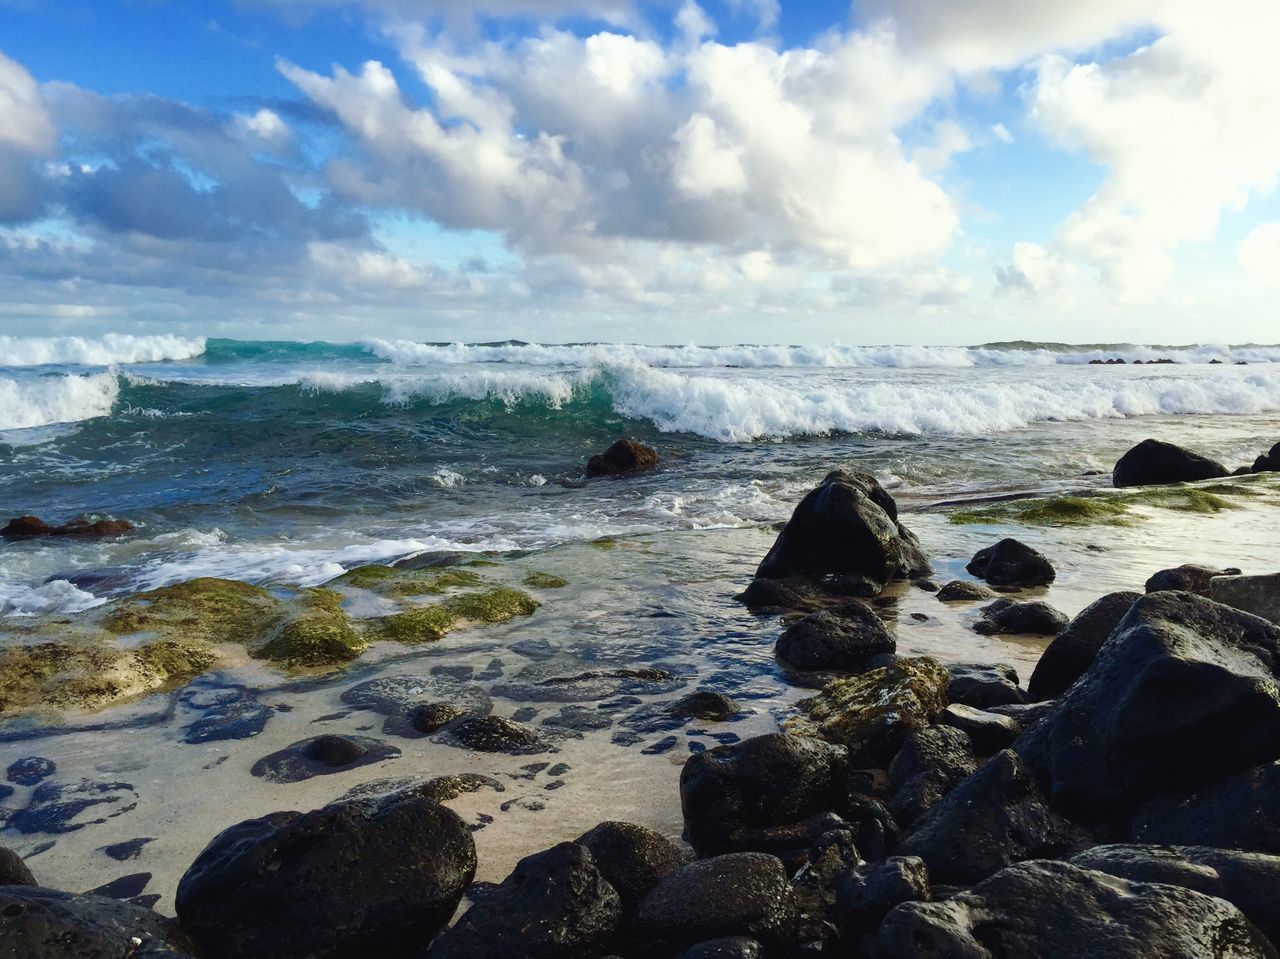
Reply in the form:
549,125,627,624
1146,564,1241,596
776,607,894,671
669,691,742,722
0,886,194,957
6,757,56,787
250,735,400,784
973,599,1069,636
1028,591,1141,700
874,859,1275,958
935,580,997,602
755,470,930,588
1,515,134,539
438,715,554,754
9,779,139,835
586,439,659,478
966,538,1056,587
178,797,475,959
1112,438,1230,487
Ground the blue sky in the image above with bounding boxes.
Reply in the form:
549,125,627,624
1,0,1278,344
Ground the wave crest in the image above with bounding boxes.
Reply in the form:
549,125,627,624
0,372,120,432
0,333,207,367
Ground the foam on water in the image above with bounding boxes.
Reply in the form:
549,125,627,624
0,371,120,431
0,334,207,367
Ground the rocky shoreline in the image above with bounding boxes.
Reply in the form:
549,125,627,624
2,438,1280,956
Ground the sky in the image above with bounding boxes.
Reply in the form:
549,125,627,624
0,0,1278,345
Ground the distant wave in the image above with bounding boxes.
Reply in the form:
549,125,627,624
0,333,208,367
364,338,1280,369
0,371,119,431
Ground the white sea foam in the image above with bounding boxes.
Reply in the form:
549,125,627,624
0,334,207,367
0,578,104,617
0,371,119,431
364,338,1280,370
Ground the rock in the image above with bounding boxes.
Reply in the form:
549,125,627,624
1254,442,1280,473
1017,591,1280,824
776,607,895,671
576,821,690,912
631,853,799,954
409,702,467,733
787,657,950,766
0,886,193,957
1131,761,1280,854
586,439,659,478
99,837,154,862
341,675,492,737
0,846,35,885
966,538,1056,587
987,700,1057,731
88,872,152,900
887,726,976,826
755,470,931,588
896,750,1089,885
249,735,400,784
936,580,997,602
177,796,475,959
438,715,554,754
1112,438,1230,487
338,773,504,809
946,663,1025,709
734,577,817,612
874,859,1276,959
680,733,851,860
6,757,56,787
836,856,931,946
1028,591,1141,700
669,691,742,722
427,841,621,959
939,704,1021,755
974,599,1069,636
1071,844,1280,945
789,827,861,941
675,938,763,959
914,579,939,593
1,515,135,539
8,779,138,834
1211,573,1280,626
1146,564,1241,596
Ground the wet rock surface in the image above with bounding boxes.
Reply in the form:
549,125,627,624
249,735,400,783
1028,590,1140,699
586,439,659,478
966,538,1056,587
1146,563,1241,595
437,715,556,754
974,598,1069,636
775,606,895,671
945,662,1025,709
0,886,194,958
936,580,997,601
1113,438,1230,487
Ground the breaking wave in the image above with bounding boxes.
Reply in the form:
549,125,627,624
0,334,208,367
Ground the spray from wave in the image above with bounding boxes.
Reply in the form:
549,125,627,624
0,372,120,431
0,333,208,367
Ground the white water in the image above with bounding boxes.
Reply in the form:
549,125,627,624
0,371,119,430
0,333,207,367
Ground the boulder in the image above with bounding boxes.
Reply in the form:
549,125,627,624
438,715,553,754
1131,761,1280,854
1254,443,1280,473
787,657,951,766
775,607,894,671
1211,574,1280,627
938,704,1020,755
6,757,56,786
755,471,930,587
0,886,194,958
675,938,763,959
789,826,861,941
428,842,622,959
887,726,976,826
734,577,817,613
874,859,1276,958
1146,564,1241,596
966,539,1055,587
1017,592,1280,824
575,821,690,913
680,733,850,860
1028,591,1141,700
249,735,400,783
176,796,476,959
1071,844,1280,945
630,853,799,954
896,750,1089,885
1112,438,1229,487
586,439,659,478
1,515,135,539
974,599,1069,636
669,691,742,722
935,580,997,602
835,856,931,946
946,663,1025,709
0,847,35,885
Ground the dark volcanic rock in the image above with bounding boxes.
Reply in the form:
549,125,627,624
1071,844,1280,945
680,733,850,860
675,938,764,959
1146,564,1241,596
88,872,152,900
438,715,554,754
896,750,1089,885
0,886,193,957
250,735,400,784
427,841,621,959
946,662,1025,709
734,577,817,612
939,704,1020,755
1028,591,1141,700
0,846,35,885
1113,438,1230,487
966,538,1056,587
586,439,659,478
98,837,155,862
6,756,56,786
9,779,139,834
874,859,1275,959
1,515,135,539
836,855,931,945
631,853,799,954
935,580,997,601
1254,442,1280,473
1131,761,1280,854
887,726,976,827
755,470,930,587
341,675,492,738
776,607,895,671
974,598,1069,636
669,691,741,722
178,796,475,959
576,821,690,912
1017,592,1280,824
409,702,466,733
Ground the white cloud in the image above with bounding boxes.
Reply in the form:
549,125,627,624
0,50,55,154
913,120,973,172
233,108,292,145
991,122,1013,143
995,241,1078,301
1239,222,1280,286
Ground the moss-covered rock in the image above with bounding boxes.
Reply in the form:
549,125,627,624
786,656,950,766
523,571,569,589
368,587,541,645
949,484,1244,527
255,589,367,667
370,605,458,644
331,565,482,597
102,578,284,644
443,587,540,623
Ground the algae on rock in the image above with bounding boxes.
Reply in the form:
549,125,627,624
368,587,540,645
523,571,569,589
330,565,483,597
102,578,285,644
255,589,367,667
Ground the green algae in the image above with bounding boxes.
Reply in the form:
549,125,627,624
370,605,458,644
949,485,1243,527
1126,487,1239,513
368,587,541,645
523,571,569,589
332,564,483,597
102,577,284,644
255,588,367,667
443,587,541,623
590,537,618,550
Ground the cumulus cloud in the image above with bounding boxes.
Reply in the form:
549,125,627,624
995,241,1078,301
0,50,54,153
1239,222,1280,285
